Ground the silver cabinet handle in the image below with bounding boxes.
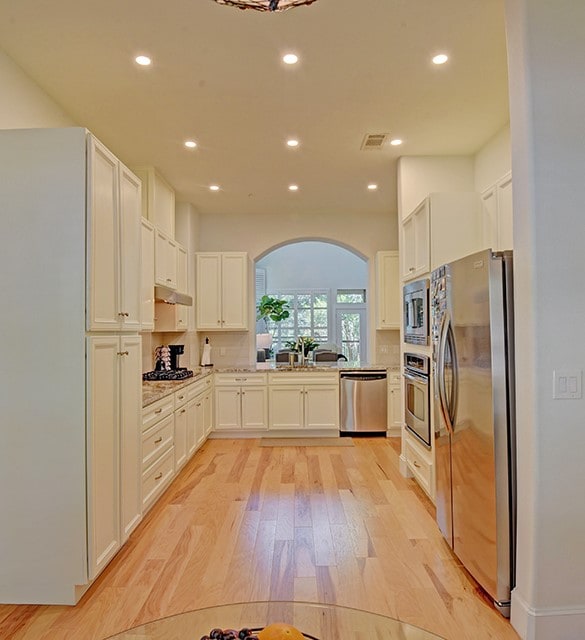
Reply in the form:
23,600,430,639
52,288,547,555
154,472,163,481
154,437,163,444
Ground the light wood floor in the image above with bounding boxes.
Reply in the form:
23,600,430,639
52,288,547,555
0,438,519,640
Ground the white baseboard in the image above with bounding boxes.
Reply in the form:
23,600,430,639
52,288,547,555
511,589,585,639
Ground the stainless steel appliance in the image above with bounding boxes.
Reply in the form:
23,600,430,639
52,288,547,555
403,278,429,345
431,249,516,616
403,353,431,448
340,371,387,433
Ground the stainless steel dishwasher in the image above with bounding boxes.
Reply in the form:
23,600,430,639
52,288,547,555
340,370,388,433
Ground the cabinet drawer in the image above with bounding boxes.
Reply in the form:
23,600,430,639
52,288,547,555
142,446,175,511
268,372,339,386
214,372,267,386
174,388,189,409
405,438,432,496
388,372,401,385
142,395,174,432
142,414,174,469
187,375,213,400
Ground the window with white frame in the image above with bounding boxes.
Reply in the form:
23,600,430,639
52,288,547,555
265,290,329,352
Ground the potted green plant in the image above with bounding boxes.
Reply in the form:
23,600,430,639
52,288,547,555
284,336,319,357
256,295,291,357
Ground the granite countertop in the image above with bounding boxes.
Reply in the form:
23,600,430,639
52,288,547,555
142,362,400,407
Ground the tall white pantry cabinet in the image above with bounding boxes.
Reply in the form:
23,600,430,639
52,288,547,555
0,128,142,604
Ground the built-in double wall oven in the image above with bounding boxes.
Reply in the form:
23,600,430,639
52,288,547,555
403,352,431,448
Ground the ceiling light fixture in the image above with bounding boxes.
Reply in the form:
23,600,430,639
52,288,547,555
209,185,220,191
282,53,299,65
135,55,152,66
184,140,197,148
367,184,378,191
432,53,449,65
288,184,299,191
390,138,403,146
286,139,299,147
212,0,318,12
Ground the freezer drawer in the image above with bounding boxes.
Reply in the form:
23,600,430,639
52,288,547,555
340,371,387,432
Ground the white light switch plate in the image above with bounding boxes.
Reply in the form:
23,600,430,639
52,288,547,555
553,369,582,399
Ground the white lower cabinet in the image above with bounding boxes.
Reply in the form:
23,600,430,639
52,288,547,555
387,372,402,434
268,372,339,431
404,431,433,499
174,389,189,470
214,373,268,431
141,395,175,513
87,334,142,581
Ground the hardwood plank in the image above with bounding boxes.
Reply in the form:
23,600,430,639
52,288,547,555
1,438,520,640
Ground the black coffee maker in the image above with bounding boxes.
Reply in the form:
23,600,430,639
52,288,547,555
168,344,185,370
169,344,185,370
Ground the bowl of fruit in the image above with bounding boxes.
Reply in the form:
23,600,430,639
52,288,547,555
200,623,319,640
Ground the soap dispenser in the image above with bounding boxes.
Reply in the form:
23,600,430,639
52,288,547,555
201,337,212,367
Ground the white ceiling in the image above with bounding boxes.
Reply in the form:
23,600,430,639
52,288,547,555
0,0,509,218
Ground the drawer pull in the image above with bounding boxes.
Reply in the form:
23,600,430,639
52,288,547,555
155,408,162,414
154,472,163,481
196,402,202,407
178,395,184,400
413,460,421,468
180,409,186,414
117,350,129,356
154,437,163,444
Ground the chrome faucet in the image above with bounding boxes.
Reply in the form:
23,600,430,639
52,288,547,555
297,337,306,365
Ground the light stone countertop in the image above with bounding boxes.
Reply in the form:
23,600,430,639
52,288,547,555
142,362,400,407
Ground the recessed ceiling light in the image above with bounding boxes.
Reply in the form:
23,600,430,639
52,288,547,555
283,53,299,65
286,139,299,148
135,55,152,66
184,140,197,148
432,53,449,65
288,184,299,191
367,184,378,191
390,138,403,146
209,185,220,191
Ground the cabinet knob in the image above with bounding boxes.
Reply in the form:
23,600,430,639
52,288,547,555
409,267,415,272
180,409,186,414
166,278,172,282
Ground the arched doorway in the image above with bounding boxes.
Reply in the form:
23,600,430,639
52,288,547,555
255,240,368,362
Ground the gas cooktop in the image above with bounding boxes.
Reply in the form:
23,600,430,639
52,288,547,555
142,368,194,381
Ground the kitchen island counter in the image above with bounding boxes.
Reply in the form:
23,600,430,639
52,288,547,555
142,367,214,407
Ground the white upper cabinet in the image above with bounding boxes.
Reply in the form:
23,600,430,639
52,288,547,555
154,229,178,289
140,218,155,331
481,172,513,252
196,252,248,330
131,166,175,238
87,137,141,331
375,251,400,329
401,192,483,280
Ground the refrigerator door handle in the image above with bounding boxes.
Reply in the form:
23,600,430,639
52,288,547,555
446,319,459,426
437,312,454,434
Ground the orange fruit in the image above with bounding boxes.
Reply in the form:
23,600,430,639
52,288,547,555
258,622,305,640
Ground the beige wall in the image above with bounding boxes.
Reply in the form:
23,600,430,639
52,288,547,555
474,125,512,193
0,50,74,127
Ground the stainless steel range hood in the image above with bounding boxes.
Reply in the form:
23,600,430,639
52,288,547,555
154,285,193,306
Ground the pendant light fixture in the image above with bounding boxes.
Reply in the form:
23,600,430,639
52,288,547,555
212,0,318,11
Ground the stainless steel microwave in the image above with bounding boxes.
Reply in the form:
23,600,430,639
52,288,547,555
403,278,429,345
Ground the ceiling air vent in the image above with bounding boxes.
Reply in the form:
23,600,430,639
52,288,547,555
361,133,388,150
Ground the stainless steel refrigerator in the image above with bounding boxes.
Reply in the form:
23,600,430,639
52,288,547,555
431,249,516,616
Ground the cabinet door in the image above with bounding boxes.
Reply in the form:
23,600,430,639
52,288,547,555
401,214,416,278
376,252,400,329
120,335,142,541
166,239,178,290
87,336,120,580
221,253,248,330
88,137,120,330
204,389,214,437
481,186,499,251
152,171,175,238
215,387,242,430
140,218,155,331
196,253,222,329
497,173,513,250
241,387,268,430
174,404,188,470
304,385,339,430
269,386,304,430
195,394,206,447
388,385,402,430
154,229,168,287
413,200,430,276
176,245,189,329
118,165,142,330
186,399,198,457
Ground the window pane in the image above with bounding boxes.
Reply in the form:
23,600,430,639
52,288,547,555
313,308,327,325
297,294,311,307
314,294,328,308
337,289,366,304
313,329,329,340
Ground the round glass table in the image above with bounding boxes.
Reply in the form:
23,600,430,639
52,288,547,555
105,601,445,639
